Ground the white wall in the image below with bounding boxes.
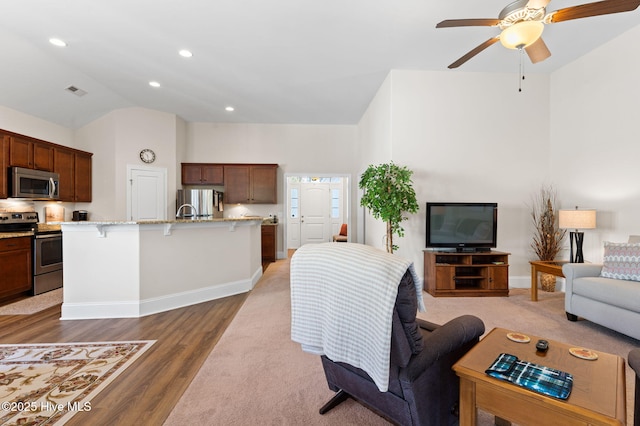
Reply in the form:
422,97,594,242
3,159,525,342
75,107,183,220
356,74,393,248
358,69,551,282
550,24,640,263
74,112,117,220
186,123,357,173
0,105,73,147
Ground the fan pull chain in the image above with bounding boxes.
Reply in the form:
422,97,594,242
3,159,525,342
519,47,525,92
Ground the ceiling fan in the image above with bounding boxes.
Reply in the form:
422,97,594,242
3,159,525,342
436,0,640,69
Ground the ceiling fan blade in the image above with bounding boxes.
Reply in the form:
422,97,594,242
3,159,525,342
447,37,501,69
436,19,500,28
525,37,552,63
548,0,640,23
527,0,552,9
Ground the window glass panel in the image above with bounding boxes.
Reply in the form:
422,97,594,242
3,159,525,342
331,189,340,218
290,188,299,218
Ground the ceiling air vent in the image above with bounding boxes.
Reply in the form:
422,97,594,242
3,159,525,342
65,85,87,97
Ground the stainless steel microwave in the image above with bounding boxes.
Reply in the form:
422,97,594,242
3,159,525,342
10,167,60,200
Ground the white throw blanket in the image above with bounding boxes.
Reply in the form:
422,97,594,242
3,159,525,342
290,243,424,392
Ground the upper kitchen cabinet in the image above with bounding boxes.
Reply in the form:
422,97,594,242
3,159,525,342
0,136,8,198
181,163,224,186
0,129,93,200
74,152,92,202
224,164,278,204
54,148,93,202
54,148,74,201
9,135,54,171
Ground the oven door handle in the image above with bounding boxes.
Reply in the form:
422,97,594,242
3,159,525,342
35,233,62,239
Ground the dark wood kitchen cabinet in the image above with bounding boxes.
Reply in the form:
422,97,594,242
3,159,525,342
181,163,224,185
74,151,92,202
0,136,8,198
0,129,93,200
261,224,277,263
224,164,278,204
54,147,93,202
9,135,54,171
0,237,32,300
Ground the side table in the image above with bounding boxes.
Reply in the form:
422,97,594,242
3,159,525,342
452,327,626,426
529,260,567,301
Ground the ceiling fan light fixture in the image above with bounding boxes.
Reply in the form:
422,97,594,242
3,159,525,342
500,20,544,49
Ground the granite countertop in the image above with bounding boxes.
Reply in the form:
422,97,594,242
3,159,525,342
0,231,33,240
38,223,62,232
59,217,267,226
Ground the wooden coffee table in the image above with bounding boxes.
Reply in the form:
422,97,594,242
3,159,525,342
452,328,626,426
529,260,567,301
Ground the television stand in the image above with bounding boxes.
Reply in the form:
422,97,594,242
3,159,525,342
423,250,510,297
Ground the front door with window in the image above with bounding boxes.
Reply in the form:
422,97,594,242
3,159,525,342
286,177,345,249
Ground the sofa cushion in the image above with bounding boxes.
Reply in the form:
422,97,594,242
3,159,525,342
573,276,640,312
600,242,640,281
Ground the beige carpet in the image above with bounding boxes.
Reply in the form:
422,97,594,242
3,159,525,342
166,257,639,425
0,288,63,315
0,340,155,425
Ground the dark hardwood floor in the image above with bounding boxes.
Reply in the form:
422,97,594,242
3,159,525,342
0,292,248,425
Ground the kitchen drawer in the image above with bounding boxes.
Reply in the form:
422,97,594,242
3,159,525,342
0,237,31,251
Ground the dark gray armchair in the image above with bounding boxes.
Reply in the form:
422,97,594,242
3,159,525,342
630,349,640,426
319,270,485,426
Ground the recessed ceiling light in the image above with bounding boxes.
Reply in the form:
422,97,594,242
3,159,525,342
225,106,235,112
49,38,67,47
178,49,193,58
149,81,161,88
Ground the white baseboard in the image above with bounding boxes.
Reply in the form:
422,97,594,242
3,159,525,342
61,266,263,320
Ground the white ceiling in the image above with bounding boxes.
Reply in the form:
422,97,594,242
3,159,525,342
1,0,639,129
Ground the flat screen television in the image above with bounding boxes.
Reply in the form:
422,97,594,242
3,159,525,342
426,202,498,252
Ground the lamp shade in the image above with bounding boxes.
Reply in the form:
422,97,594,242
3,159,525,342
559,209,596,230
500,21,544,49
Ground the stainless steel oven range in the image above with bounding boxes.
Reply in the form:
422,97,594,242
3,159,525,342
0,212,63,295
33,226,63,295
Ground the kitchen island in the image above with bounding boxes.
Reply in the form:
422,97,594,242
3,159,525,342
60,218,263,320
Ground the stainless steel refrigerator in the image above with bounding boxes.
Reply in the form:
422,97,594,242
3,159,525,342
176,189,224,218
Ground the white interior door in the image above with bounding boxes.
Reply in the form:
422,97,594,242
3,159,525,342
300,183,330,245
127,166,167,221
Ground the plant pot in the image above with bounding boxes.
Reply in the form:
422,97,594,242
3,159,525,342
540,273,556,292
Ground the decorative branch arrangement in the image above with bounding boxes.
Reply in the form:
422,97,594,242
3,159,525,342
530,185,566,261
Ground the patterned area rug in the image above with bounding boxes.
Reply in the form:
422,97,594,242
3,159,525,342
0,289,63,315
0,341,155,425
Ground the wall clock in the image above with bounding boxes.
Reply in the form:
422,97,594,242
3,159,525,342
139,148,156,164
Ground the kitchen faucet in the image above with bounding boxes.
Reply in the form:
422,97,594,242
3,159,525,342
176,203,199,218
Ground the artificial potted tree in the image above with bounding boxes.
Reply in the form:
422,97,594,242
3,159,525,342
359,162,419,253
530,185,566,291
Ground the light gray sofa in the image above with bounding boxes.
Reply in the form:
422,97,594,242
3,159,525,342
562,235,640,341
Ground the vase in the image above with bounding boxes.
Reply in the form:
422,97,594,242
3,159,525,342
540,273,556,292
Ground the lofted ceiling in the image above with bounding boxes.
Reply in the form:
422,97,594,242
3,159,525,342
1,0,639,129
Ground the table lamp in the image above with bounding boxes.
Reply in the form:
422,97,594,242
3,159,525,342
559,207,596,263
